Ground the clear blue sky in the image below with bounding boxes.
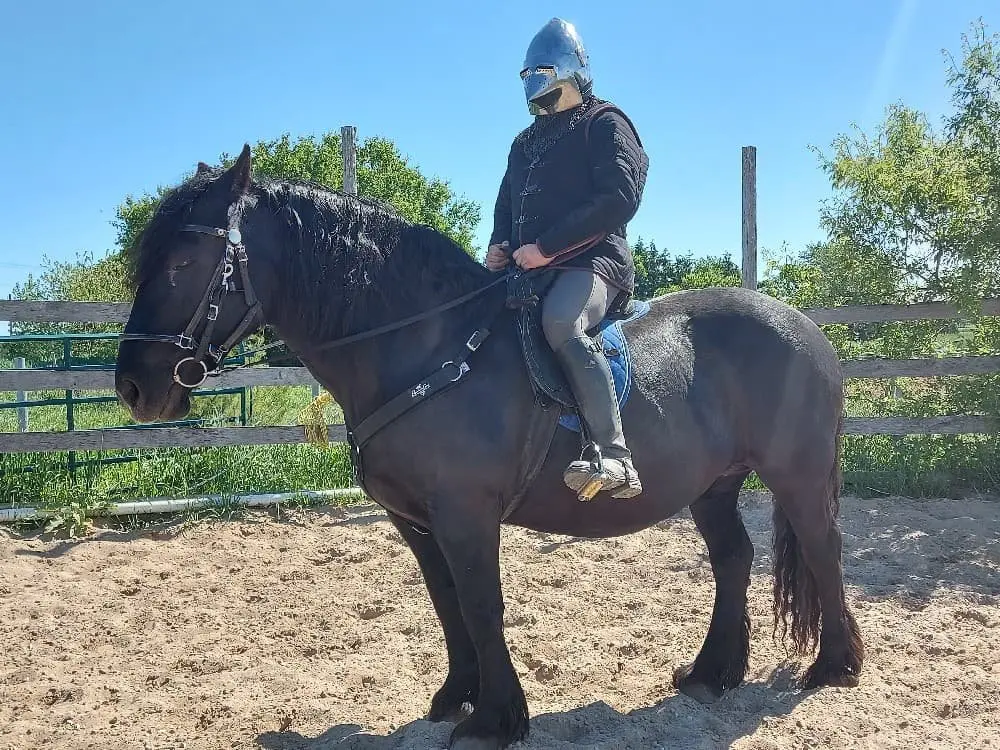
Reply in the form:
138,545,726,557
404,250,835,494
0,0,994,300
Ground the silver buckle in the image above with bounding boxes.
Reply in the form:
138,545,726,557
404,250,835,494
466,331,485,351
208,303,219,321
177,333,195,350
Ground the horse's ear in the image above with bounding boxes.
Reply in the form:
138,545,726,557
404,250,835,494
229,144,253,196
196,161,212,175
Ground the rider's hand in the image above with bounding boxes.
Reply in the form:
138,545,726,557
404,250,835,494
512,242,553,270
485,243,510,271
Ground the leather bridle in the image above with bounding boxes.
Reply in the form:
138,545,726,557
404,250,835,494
118,204,263,388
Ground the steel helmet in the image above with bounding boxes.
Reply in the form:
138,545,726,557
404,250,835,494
520,18,592,115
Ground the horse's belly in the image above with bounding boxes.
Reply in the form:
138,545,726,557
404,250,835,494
504,419,718,538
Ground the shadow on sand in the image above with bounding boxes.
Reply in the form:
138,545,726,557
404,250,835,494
256,665,815,749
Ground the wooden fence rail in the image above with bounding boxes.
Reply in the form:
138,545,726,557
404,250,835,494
2,296,1000,454
0,300,132,324
2,356,1000,394
0,366,318,392
0,425,348,454
4,297,1000,326
0,299,1000,325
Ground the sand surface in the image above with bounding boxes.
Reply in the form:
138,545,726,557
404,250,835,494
1,492,997,750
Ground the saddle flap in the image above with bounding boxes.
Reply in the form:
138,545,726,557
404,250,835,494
507,269,650,421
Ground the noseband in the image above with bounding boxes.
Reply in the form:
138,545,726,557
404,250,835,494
119,205,263,388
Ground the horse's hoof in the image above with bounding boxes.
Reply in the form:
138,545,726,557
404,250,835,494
802,666,860,690
672,663,724,704
449,737,502,750
428,702,473,724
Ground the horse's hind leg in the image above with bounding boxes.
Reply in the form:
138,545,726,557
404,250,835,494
672,471,754,703
765,453,864,689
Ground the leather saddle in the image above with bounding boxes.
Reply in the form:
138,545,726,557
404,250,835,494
505,268,637,410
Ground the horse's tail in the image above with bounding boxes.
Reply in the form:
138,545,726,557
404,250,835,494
771,413,843,655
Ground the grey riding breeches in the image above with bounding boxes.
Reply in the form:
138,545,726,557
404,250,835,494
540,270,612,350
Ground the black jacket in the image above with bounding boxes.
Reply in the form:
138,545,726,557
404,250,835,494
489,100,648,293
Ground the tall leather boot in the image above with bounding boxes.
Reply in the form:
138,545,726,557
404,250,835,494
554,335,642,500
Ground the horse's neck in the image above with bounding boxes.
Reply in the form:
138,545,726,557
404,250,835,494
250,207,497,420
275,278,502,428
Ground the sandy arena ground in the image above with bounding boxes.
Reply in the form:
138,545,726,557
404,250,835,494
1,491,997,750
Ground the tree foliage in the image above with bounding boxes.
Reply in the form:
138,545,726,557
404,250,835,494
631,238,740,299
756,19,1000,476
6,252,133,365
112,131,481,267
666,256,741,291
770,19,1000,315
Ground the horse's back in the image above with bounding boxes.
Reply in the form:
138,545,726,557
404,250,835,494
622,286,843,475
508,286,843,535
633,286,841,383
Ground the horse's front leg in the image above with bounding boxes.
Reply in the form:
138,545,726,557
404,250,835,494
388,513,479,723
429,496,529,750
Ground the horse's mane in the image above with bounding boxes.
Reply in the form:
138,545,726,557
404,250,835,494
125,168,220,291
126,167,494,340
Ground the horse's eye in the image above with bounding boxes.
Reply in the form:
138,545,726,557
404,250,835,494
171,260,194,272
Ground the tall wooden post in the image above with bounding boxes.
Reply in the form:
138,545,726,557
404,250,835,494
742,146,758,290
341,125,357,196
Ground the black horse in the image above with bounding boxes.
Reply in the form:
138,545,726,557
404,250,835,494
115,147,863,750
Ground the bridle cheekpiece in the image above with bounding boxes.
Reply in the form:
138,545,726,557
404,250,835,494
119,203,263,388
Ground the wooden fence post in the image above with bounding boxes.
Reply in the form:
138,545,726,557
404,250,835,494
742,146,758,290
341,125,357,196
14,357,27,432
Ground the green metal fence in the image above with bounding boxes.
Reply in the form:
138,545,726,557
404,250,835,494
0,332,252,476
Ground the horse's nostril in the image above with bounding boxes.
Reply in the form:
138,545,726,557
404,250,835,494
118,378,140,409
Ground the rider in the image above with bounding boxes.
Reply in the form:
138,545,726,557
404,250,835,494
485,17,649,500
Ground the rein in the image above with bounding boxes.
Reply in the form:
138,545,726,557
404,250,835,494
311,275,508,352
118,206,508,386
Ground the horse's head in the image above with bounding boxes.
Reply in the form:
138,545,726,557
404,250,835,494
116,145,263,422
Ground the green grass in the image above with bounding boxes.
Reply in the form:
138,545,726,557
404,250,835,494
0,384,355,516
1,442,356,504
840,433,1000,497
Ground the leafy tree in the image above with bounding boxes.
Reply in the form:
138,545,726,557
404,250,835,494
807,20,1000,313
632,238,740,298
757,20,1000,450
114,131,481,263
664,255,741,292
758,249,825,308
632,238,687,299
5,252,132,365
943,18,1000,307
